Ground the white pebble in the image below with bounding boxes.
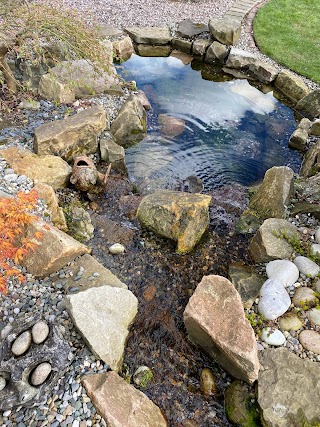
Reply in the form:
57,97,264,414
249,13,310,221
109,243,125,254
261,328,286,346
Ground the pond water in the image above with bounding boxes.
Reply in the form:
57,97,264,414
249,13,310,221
119,54,301,192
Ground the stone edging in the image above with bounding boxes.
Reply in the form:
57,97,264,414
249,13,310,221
225,0,265,21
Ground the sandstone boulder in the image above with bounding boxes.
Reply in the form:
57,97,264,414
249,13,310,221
288,128,309,150
33,183,67,230
172,38,192,54
38,73,75,104
22,219,89,277
310,119,320,136
300,140,320,178
82,371,168,426
137,190,211,254
136,44,171,57
0,147,71,190
65,286,138,371
296,89,320,120
208,17,241,45
205,41,229,64
113,36,134,62
258,348,320,427
125,27,171,45
225,48,257,69
248,61,278,84
184,275,259,384
249,218,298,263
34,106,107,163
100,134,127,174
192,39,211,59
274,70,310,104
110,95,146,147
249,166,294,219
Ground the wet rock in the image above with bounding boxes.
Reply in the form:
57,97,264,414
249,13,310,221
258,279,291,321
33,183,67,230
125,26,171,45
261,328,286,346
192,39,211,59
249,166,294,219
200,368,217,396
249,218,298,263
0,147,71,190
31,321,50,345
34,106,108,163
311,119,320,136
113,36,134,62
181,175,203,193
136,90,151,111
300,140,320,178
137,190,211,254
158,114,185,137
293,256,320,278
208,17,241,45
65,285,138,372
296,89,320,120
67,206,94,242
205,41,229,64
136,44,171,57
109,243,125,254
100,134,127,174
307,308,320,326
172,38,192,54
258,348,320,427
274,70,310,104
248,61,278,84
82,371,167,426
266,260,299,287
225,48,257,69
133,366,154,388
289,127,309,150
176,19,208,38
225,380,260,427
11,331,32,356
30,362,52,386
278,312,303,331
228,263,265,309
183,275,259,384
22,219,89,277
111,95,146,147
292,287,317,308
0,376,6,391
299,330,320,355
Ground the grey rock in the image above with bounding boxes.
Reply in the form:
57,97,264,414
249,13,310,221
310,119,320,136
288,128,309,150
274,70,310,104
176,19,208,38
266,260,299,287
11,331,32,356
261,328,286,346
31,321,49,344
30,362,52,386
311,243,320,256
100,134,126,174
192,39,211,59
248,61,278,84
172,38,192,54
125,27,171,45
112,36,134,62
18,99,41,110
0,376,6,391
68,206,94,243
295,89,320,120
136,90,151,111
249,166,294,219
258,278,291,320
65,286,138,372
293,256,320,278
258,348,320,427
300,140,320,178
225,48,257,69
205,41,229,64
249,219,298,263
209,17,241,45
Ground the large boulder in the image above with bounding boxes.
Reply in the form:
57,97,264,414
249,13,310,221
258,348,320,427
183,275,259,384
274,70,310,104
249,218,298,263
22,219,89,277
225,48,258,69
295,89,320,120
82,371,168,426
34,106,107,163
0,147,71,190
300,140,320,178
125,27,171,45
137,190,211,254
249,166,294,219
110,95,146,147
208,17,242,45
65,286,138,372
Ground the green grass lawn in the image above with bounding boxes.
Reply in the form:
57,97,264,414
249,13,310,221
253,0,320,83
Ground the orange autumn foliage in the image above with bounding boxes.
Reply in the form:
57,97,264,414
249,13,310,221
0,189,42,295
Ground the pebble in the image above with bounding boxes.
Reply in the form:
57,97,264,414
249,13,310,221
278,312,303,331
258,279,291,320
293,256,320,278
266,260,299,287
32,320,50,344
0,375,6,391
30,362,52,386
311,244,320,256
299,330,320,354
261,328,286,346
307,308,320,326
109,243,125,254
315,227,320,244
292,287,317,308
200,368,217,396
11,330,32,356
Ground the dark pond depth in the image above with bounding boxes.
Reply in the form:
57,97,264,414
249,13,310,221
120,54,301,192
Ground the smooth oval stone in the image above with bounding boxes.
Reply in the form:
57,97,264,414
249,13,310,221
0,376,6,391
266,260,299,287
293,256,320,278
258,279,291,320
11,330,32,356
30,362,52,386
311,244,320,256
109,243,125,254
200,368,217,396
315,227,320,244
261,328,286,346
292,287,317,308
32,321,49,344
299,330,320,354
278,312,303,331
307,308,320,326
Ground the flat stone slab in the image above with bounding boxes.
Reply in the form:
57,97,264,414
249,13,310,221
176,19,208,39
65,286,138,372
258,348,320,427
82,371,167,426
125,27,171,45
